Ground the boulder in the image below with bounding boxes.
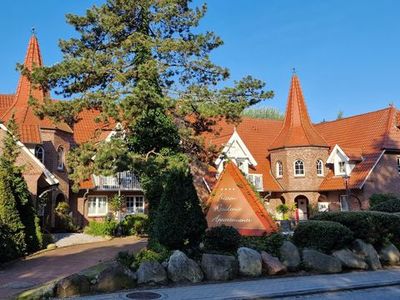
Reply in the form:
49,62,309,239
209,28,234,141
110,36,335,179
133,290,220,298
302,249,342,274
379,243,400,265
137,261,168,285
46,243,57,250
279,241,301,271
237,247,262,277
56,274,91,298
352,239,382,270
167,250,203,283
261,251,287,275
201,253,238,281
332,249,368,270
94,262,136,293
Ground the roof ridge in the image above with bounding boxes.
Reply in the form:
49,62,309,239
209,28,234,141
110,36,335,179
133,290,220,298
316,107,392,125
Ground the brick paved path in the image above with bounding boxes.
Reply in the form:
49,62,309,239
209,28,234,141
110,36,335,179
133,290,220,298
0,236,146,299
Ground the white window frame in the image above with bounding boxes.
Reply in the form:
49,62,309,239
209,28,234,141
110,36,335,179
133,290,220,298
57,146,65,170
126,195,145,214
247,174,263,191
338,161,346,175
339,195,349,212
276,161,283,178
397,156,400,174
87,195,108,217
294,160,305,177
316,159,324,177
35,145,45,164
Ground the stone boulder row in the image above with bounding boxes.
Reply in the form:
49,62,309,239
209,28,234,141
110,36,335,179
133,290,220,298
167,250,203,283
94,262,136,293
137,261,168,285
201,253,238,281
302,249,342,274
260,251,287,275
279,241,301,271
56,274,91,298
352,239,382,270
332,249,368,270
379,243,400,266
237,247,262,277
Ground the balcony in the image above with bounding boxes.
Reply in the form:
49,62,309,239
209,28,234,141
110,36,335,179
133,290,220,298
246,174,263,191
93,171,142,191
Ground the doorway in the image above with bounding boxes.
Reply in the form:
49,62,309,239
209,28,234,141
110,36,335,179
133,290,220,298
294,196,309,221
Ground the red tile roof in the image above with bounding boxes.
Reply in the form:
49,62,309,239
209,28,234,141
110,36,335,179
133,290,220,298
73,109,115,144
1,35,72,144
269,75,328,150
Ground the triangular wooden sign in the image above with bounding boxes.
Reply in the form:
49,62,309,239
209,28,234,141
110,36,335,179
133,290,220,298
206,161,278,236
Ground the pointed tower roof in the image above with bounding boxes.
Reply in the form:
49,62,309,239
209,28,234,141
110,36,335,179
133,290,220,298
269,74,328,150
1,34,72,143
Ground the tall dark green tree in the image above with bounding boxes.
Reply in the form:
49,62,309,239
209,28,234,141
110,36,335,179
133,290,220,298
28,0,274,248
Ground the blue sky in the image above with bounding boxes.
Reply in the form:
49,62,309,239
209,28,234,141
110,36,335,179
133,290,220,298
0,0,399,122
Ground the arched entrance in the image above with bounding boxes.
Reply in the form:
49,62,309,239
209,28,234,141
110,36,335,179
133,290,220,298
294,195,309,221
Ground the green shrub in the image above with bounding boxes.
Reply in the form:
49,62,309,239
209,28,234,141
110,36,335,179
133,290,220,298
84,219,118,236
292,220,354,253
203,225,241,253
369,193,400,209
240,233,286,257
131,249,165,270
312,211,400,248
55,202,76,233
121,213,149,236
370,198,400,213
116,250,136,268
147,239,170,262
0,223,18,263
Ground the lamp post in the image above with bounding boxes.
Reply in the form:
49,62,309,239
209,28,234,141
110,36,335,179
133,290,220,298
342,174,350,211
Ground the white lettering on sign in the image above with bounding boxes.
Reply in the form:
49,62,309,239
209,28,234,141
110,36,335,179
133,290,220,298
212,214,252,224
214,204,242,212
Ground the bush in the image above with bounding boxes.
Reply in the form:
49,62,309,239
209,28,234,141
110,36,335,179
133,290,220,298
55,202,76,233
369,193,399,209
203,225,241,253
121,213,149,236
370,198,400,213
292,220,354,253
116,250,136,268
240,233,286,257
0,223,19,264
84,219,118,236
131,249,165,270
312,211,400,248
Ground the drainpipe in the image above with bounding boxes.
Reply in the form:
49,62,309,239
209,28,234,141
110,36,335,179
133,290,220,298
202,177,211,193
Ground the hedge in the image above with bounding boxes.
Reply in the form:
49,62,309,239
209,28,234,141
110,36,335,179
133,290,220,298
203,225,241,253
240,233,286,257
370,198,400,213
312,211,400,248
84,219,118,237
292,220,354,253
369,193,399,209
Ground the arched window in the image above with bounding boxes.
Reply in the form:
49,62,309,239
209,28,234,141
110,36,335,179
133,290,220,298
276,161,283,178
316,160,324,176
35,145,44,164
57,146,64,170
294,160,305,176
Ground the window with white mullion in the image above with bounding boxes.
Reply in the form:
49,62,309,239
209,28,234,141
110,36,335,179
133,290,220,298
294,160,305,177
88,196,108,216
126,196,145,214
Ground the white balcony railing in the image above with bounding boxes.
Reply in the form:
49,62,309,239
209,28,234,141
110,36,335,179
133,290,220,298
93,171,142,191
247,174,263,191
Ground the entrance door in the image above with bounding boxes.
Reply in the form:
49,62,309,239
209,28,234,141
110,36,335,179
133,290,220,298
295,196,309,220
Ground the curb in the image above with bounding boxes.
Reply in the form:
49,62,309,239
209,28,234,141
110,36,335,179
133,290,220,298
230,279,400,299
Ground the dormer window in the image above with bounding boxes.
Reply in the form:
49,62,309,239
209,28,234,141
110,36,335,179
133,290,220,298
276,161,283,178
57,146,65,170
35,145,44,164
294,160,305,177
316,160,324,176
338,161,346,174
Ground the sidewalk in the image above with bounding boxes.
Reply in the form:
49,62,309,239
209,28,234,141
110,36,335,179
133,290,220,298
79,268,400,300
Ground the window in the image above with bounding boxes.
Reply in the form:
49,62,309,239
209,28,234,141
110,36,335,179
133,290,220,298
57,146,64,170
126,196,145,214
276,161,283,178
338,161,346,174
316,160,324,176
294,160,305,176
340,195,349,212
397,156,400,174
247,174,263,191
35,145,44,164
88,196,108,216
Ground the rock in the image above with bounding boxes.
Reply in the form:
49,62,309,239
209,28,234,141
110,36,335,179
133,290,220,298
94,262,136,293
201,253,238,281
379,243,400,265
352,239,382,270
16,280,57,300
279,241,301,271
332,249,368,270
137,261,168,285
167,250,203,283
237,247,262,277
56,274,91,298
302,249,342,274
46,243,57,250
261,251,287,275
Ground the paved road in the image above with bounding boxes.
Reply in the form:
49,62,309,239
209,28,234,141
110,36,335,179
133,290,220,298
77,268,400,300
0,236,146,300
